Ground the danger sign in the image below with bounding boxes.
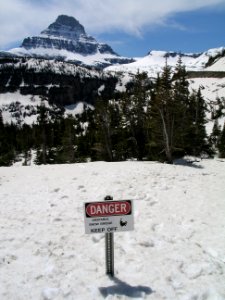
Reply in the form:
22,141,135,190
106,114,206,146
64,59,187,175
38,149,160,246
84,200,134,234
85,201,131,218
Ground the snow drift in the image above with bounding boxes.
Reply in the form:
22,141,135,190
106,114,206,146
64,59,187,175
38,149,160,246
0,159,224,299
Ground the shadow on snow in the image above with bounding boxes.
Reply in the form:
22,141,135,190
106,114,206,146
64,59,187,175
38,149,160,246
173,158,204,169
99,276,154,298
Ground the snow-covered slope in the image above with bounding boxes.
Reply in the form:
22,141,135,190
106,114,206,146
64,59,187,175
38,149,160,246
0,57,103,77
0,159,225,299
9,47,132,68
1,57,224,128
106,47,225,134
205,56,225,71
0,55,118,124
0,92,43,125
106,47,225,77
1,44,225,127
188,77,225,133
0,92,91,124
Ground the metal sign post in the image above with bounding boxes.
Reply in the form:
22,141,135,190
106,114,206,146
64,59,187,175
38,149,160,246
104,195,114,277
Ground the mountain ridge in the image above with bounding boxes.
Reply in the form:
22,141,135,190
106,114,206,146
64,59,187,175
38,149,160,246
1,14,224,72
106,47,225,77
0,15,224,128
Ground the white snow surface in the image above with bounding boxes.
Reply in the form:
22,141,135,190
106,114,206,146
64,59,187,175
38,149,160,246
9,47,125,67
206,57,225,72
0,93,94,124
65,102,94,117
188,78,225,134
0,57,103,78
0,92,43,125
106,47,225,77
0,159,225,300
188,78,225,101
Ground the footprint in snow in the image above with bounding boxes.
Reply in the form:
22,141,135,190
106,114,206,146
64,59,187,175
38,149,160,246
92,172,98,176
151,223,164,232
0,254,18,265
180,263,203,279
78,185,85,190
92,235,104,243
53,218,62,222
161,186,170,191
148,201,158,206
139,241,154,248
42,287,59,300
51,188,60,193
166,275,184,290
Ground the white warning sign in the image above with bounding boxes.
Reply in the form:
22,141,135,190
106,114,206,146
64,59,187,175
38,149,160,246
84,200,134,234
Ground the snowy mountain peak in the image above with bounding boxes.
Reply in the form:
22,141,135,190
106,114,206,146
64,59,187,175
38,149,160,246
40,15,86,40
8,15,134,68
20,15,111,55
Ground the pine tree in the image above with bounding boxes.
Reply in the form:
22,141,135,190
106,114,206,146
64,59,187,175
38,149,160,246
172,56,190,155
35,101,49,164
209,119,221,153
218,123,225,158
148,61,175,163
186,88,209,156
78,107,97,161
58,116,77,163
0,115,17,166
16,124,34,166
214,97,225,119
93,97,114,161
122,71,150,160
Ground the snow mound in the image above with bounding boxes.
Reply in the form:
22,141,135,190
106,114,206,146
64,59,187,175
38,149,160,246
0,160,224,299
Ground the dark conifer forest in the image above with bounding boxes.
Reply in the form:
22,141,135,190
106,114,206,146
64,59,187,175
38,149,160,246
0,60,225,166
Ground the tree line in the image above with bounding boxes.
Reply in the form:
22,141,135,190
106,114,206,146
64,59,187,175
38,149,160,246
0,59,225,166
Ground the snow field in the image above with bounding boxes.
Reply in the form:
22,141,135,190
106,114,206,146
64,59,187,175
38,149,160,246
9,47,124,68
106,47,225,77
0,160,225,300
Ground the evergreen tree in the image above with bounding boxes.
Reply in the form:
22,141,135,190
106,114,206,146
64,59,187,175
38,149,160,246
93,97,114,161
35,101,50,164
213,97,225,119
172,56,190,155
218,123,225,158
122,71,150,160
186,88,210,156
59,116,77,163
0,115,17,166
78,107,98,161
209,119,221,153
16,124,34,165
148,62,176,163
